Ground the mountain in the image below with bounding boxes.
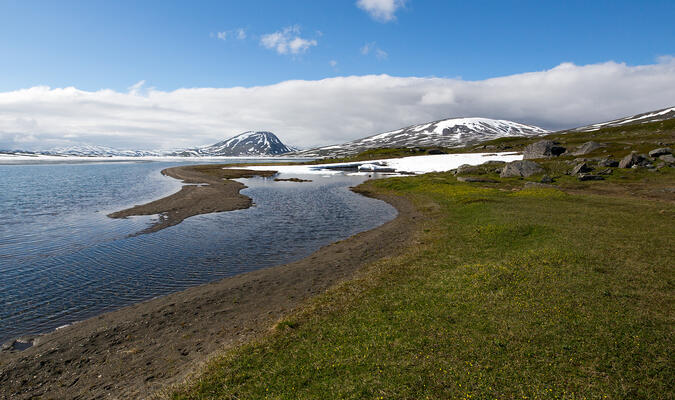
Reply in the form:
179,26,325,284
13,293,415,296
568,106,675,132
42,145,161,157
170,131,294,157
294,117,550,158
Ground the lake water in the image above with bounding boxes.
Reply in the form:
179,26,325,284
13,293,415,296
0,160,397,344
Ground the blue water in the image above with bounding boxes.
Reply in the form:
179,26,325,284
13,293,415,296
0,160,397,344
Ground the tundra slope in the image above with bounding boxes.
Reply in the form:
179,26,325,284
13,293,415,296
294,117,549,158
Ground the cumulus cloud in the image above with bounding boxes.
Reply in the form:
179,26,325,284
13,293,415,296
1,60,674,150
356,0,406,22
260,26,317,55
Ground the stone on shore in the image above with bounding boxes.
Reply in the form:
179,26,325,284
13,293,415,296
500,160,545,178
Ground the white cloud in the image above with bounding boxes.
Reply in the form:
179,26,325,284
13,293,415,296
260,26,317,55
356,0,406,22
330,60,338,67
361,42,388,60
215,28,246,41
1,59,674,151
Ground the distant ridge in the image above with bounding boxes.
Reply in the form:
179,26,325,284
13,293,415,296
294,117,549,158
567,106,675,132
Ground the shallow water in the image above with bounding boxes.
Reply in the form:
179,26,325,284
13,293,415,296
0,161,396,343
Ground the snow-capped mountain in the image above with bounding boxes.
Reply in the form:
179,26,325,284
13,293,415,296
170,131,294,157
295,117,549,158
568,106,675,132
42,145,161,157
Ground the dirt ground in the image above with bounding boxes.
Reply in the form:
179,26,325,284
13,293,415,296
108,165,277,234
0,172,421,399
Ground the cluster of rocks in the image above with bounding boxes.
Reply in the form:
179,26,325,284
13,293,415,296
453,140,672,184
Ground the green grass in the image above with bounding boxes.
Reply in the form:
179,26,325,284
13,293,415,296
172,171,674,399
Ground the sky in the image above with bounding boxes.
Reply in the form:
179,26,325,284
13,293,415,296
1,0,674,150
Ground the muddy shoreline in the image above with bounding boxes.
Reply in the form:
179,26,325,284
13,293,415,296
108,164,277,234
0,166,421,399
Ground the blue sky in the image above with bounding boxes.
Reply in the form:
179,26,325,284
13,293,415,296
1,0,674,150
1,0,674,91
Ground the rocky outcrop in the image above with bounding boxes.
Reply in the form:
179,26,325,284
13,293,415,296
649,147,672,158
573,141,605,155
500,160,545,178
523,140,566,159
598,158,619,167
571,162,593,175
618,152,648,168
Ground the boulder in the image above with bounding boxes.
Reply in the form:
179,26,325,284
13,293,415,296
523,140,566,159
571,162,593,175
573,141,605,155
456,176,499,183
541,175,554,183
454,164,482,175
659,154,675,164
577,174,605,181
648,147,672,158
598,158,619,167
618,152,647,168
500,160,545,178
597,168,613,175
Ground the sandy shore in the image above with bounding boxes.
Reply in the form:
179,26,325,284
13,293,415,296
0,166,421,399
108,164,277,234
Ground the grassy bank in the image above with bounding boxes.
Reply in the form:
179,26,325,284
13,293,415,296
172,159,673,398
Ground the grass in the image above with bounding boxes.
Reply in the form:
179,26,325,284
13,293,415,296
171,169,674,399
171,122,674,399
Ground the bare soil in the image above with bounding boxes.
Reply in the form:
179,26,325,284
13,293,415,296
0,173,421,399
108,164,277,234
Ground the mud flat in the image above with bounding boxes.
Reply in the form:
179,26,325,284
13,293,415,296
0,166,420,399
108,164,277,234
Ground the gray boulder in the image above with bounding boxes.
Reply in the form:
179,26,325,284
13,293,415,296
659,154,675,164
571,162,593,175
598,158,619,167
500,160,545,178
577,174,605,181
573,141,605,155
649,147,672,157
454,164,482,175
523,140,566,159
618,152,647,168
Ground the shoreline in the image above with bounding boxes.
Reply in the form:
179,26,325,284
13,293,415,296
0,170,421,399
108,164,278,235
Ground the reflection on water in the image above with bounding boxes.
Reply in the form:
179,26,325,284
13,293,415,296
0,161,396,343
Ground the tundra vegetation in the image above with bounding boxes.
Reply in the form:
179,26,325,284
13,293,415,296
172,120,674,399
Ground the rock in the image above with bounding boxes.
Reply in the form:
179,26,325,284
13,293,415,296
571,162,593,175
456,176,499,183
577,174,605,181
648,147,672,157
500,160,545,178
524,181,555,189
523,140,567,159
659,154,675,164
618,152,647,168
597,168,613,175
427,149,447,155
573,141,605,155
454,164,482,175
598,158,619,167
541,175,554,183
